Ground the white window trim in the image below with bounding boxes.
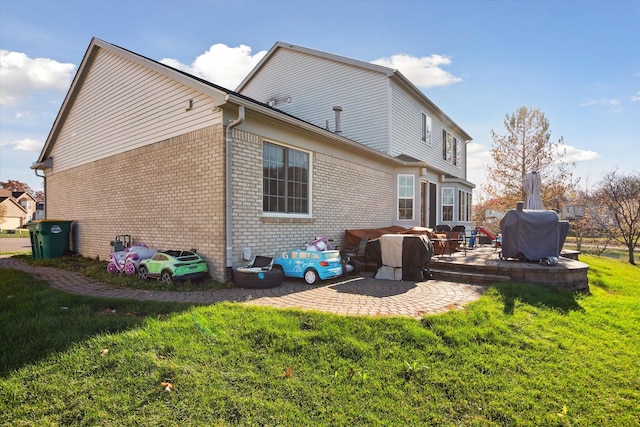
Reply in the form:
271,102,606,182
397,174,415,221
421,111,432,145
441,187,454,222
458,189,472,222
262,140,313,218
442,129,462,168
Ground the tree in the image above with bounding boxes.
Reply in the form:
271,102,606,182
569,190,614,255
0,180,34,195
593,170,640,265
484,107,579,212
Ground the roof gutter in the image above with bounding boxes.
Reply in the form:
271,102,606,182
225,105,245,277
30,157,53,177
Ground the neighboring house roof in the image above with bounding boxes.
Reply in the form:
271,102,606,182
12,192,37,203
35,38,426,170
236,41,472,142
0,196,27,213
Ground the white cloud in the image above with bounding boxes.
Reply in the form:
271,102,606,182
555,144,600,163
579,97,624,112
160,44,267,90
466,141,492,169
371,53,462,88
631,91,640,102
4,138,43,152
0,50,75,106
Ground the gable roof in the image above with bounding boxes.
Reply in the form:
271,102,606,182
35,38,423,170
0,196,27,213
236,41,472,142
12,191,36,202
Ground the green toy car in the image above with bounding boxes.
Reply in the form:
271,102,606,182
138,250,208,283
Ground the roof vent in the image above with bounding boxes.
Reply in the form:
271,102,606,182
333,106,343,135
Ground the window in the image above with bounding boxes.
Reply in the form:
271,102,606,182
442,129,462,167
441,188,454,222
458,190,472,222
442,129,451,162
263,141,310,214
398,174,415,220
421,112,432,144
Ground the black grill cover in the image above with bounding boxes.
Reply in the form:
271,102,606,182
367,234,434,281
500,207,569,261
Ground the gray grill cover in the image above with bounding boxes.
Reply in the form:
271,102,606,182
500,208,569,261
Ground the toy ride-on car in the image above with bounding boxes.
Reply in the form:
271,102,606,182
107,243,157,275
273,249,343,285
138,250,208,283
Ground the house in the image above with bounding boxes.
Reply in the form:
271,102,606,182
0,189,36,229
0,196,27,230
32,38,473,282
34,202,45,220
236,42,474,230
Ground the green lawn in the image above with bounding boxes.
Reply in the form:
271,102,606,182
1,255,638,426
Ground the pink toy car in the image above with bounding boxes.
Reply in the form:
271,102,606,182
107,243,157,275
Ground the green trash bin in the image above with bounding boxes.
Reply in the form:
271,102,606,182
27,220,73,259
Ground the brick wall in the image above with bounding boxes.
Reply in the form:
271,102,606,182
45,125,227,281
45,123,397,279
230,129,394,263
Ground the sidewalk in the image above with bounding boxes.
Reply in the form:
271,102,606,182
0,256,484,319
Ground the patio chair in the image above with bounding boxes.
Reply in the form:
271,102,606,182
341,237,370,271
451,225,466,251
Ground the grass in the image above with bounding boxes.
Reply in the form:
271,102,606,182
13,254,231,292
0,229,29,238
1,255,639,426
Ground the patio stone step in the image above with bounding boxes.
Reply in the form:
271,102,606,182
430,268,511,285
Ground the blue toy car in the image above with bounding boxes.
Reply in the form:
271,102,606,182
273,249,343,284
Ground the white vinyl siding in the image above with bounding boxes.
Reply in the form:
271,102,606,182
388,83,465,179
240,49,389,153
49,48,219,173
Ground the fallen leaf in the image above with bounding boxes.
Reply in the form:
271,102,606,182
101,308,116,314
285,366,293,378
160,381,174,392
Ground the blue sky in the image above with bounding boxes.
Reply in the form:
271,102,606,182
1,0,638,197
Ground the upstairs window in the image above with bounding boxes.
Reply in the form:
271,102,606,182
421,112,432,144
263,141,310,215
442,129,461,167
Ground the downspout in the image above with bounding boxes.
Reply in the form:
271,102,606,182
30,158,52,218
225,105,245,278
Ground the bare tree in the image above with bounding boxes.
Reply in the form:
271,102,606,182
578,192,615,256
484,107,579,212
594,170,640,264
